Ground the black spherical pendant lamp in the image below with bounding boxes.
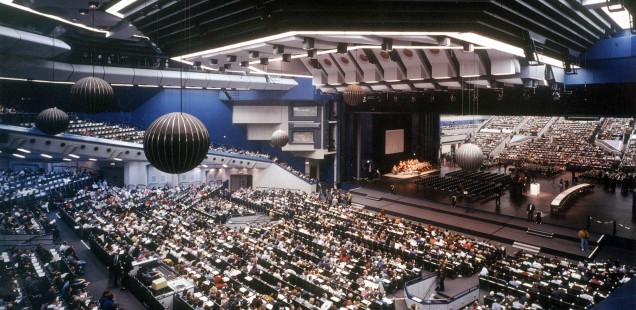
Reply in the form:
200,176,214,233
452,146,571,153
271,129,289,148
343,84,365,106
143,112,210,174
70,76,114,114
35,107,69,135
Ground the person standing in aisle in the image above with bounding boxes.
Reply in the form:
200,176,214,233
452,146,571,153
578,227,589,251
494,191,501,207
527,203,535,221
109,251,122,288
436,261,446,291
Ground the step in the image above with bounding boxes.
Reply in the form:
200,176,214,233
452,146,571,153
350,203,366,210
512,241,541,254
366,195,382,201
526,228,554,239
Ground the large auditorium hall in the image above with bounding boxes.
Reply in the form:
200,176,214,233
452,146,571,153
0,1,635,310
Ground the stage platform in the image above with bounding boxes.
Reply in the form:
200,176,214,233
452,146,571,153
383,169,439,180
348,187,602,261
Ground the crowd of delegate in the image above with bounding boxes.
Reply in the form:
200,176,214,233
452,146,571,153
51,182,511,310
496,118,633,171
7,111,316,184
480,250,634,309
1,181,98,309
1,172,633,310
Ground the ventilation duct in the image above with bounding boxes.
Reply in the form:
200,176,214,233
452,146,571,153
0,25,70,58
0,57,298,90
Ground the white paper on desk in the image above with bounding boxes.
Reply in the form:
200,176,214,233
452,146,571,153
320,300,333,310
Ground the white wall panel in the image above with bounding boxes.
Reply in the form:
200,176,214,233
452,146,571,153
233,106,284,124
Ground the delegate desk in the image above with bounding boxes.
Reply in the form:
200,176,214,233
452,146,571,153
550,183,594,213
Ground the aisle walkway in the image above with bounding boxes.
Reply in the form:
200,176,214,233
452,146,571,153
48,211,145,310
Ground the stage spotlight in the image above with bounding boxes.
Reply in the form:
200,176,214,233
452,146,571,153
307,49,318,59
226,55,237,62
223,63,232,70
462,43,474,52
260,58,269,65
240,61,250,67
302,37,315,50
389,50,399,62
381,38,393,51
552,91,561,101
438,37,451,46
209,59,218,65
273,45,284,54
248,51,260,58
282,54,292,62
337,43,348,54
449,93,457,103
308,58,321,69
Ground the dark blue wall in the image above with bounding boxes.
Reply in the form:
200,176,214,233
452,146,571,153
565,32,636,85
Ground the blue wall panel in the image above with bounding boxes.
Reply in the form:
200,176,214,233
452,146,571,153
566,58,636,84
566,33,636,85
584,35,632,60
127,80,327,182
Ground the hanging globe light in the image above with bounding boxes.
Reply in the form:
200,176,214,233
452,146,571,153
455,143,484,171
70,76,114,114
271,129,289,148
343,84,365,106
143,112,210,174
35,107,69,135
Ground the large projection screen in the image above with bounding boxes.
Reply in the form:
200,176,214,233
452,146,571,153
385,129,405,154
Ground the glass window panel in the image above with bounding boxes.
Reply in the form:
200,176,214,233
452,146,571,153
292,131,314,143
292,106,318,117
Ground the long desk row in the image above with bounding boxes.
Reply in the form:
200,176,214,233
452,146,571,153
550,183,594,213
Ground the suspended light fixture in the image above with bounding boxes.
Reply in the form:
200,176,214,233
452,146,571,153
343,84,366,106
36,107,70,135
143,113,210,174
37,38,69,135
70,4,113,113
70,77,114,113
143,0,210,174
271,129,289,148
455,143,484,171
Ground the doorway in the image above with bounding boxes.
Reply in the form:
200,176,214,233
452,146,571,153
230,174,252,191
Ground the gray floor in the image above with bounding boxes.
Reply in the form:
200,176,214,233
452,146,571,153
349,164,636,240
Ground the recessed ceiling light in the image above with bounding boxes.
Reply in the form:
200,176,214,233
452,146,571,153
17,148,30,153
12,153,25,158
89,158,97,161
113,158,122,161
40,154,53,158
63,158,72,161
201,164,208,168
110,162,116,166
68,154,80,158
